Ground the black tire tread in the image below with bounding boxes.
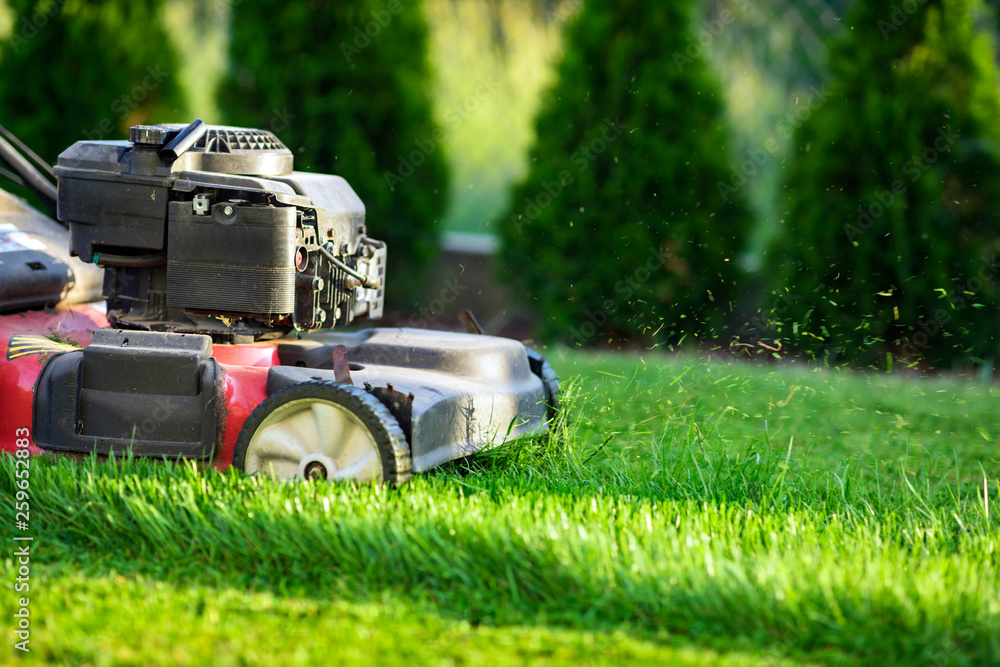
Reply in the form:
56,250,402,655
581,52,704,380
525,346,561,421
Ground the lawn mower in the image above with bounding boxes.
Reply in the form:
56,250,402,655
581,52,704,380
0,120,559,484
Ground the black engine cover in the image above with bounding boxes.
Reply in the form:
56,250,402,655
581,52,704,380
167,200,296,315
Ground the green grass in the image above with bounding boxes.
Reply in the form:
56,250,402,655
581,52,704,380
2,351,999,666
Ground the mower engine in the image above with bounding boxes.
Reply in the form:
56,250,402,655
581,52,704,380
55,120,385,341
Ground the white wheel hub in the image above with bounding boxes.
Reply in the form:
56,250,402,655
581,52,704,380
244,397,383,482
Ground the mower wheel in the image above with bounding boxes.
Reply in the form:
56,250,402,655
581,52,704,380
233,381,411,484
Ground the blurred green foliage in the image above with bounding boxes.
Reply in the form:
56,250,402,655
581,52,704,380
220,0,449,307
425,0,569,235
0,0,188,163
766,0,1000,369
496,0,753,346
703,0,850,271
161,0,230,123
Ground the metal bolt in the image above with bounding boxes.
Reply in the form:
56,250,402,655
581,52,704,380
223,205,234,216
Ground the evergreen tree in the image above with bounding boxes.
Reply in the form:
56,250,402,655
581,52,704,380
221,0,449,307
0,0,187,163
768,0,1000,368
496,0,752,346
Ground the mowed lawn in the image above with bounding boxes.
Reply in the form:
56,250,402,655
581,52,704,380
2,350,999,666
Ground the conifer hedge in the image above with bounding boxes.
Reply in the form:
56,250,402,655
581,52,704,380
496,0,752,346
768,0,1000,368
0,1,186,162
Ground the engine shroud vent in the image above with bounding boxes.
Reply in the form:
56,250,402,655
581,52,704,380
196,128,287,153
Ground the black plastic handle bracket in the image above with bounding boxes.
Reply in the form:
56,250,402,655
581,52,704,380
160,119,207,161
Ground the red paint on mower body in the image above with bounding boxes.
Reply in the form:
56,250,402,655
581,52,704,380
0,307,271,470
1,307,107,455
